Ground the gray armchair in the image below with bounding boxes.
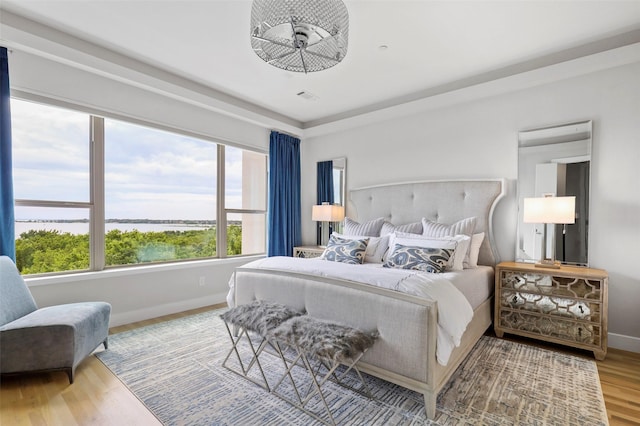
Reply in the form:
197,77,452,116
0,256,111,383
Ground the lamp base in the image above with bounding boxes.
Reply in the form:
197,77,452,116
534,259,562,269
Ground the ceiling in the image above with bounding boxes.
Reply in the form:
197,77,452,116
2,1,640,128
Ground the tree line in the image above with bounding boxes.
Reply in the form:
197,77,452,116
15,225,243,274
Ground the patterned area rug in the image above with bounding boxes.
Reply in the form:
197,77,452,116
96,309,608,425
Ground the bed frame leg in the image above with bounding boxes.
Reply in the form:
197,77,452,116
424,392,436,420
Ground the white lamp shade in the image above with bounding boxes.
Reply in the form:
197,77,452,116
312,204,345,222
523,196,576,224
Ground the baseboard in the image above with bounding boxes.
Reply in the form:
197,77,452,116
109,292,228,327
608,332,640,353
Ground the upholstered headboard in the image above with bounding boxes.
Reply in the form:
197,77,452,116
349,179,506,266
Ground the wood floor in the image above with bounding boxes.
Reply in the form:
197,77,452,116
2,305,639,425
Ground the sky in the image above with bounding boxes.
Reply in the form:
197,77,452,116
11,98,263,221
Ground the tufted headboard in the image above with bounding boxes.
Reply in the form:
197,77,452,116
349,179,506,266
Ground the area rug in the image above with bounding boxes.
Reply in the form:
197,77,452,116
96,308,608,425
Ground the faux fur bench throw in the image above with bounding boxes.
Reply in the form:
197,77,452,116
220,301,305,336
270,316,379,363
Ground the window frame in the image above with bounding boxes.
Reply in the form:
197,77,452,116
12,94,267,275
219,145,268,258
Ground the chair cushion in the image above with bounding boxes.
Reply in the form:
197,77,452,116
270,316,379,363
0,302,111,374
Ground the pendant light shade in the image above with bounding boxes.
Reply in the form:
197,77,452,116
250,0,349,73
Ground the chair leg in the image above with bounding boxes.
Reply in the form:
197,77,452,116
66,368,74,384
103,337,109,350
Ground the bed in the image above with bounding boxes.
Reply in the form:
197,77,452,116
228,179,505,419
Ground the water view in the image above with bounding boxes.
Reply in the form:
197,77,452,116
15,221,214,237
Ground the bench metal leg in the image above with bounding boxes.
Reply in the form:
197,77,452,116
221,321,271,391
271,344,373,426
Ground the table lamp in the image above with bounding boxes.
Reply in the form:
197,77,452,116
523,196,576,268
312,203,345,246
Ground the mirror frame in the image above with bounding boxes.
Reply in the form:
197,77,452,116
516,121,592,266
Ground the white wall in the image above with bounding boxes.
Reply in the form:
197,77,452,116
302,62,640,351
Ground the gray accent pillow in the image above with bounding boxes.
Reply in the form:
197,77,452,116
383,243,453,273
321,234,369,264
421,217,477,237
380,221,423,236
343,217,385,237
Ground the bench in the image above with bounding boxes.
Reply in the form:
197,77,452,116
221,300,378,425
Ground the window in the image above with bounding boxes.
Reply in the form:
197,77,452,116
104,118,218,266
11,97,267,275
12,99,92,274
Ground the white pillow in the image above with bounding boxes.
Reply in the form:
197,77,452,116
388,232,470,271
380,221,423,236
333,232,390,263
448,235,471,271
422,217,477,266
464,232,485,268
343,217,385,237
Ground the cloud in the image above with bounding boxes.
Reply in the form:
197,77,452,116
12,98,265,221
12,99,89,200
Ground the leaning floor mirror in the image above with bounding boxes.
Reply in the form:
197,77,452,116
516,121,592,266
315,158,346,245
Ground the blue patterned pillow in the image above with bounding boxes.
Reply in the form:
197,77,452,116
321,235,369,264
383,243,453,273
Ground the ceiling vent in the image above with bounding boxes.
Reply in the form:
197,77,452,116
297,91,319,101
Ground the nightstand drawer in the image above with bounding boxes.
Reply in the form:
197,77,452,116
498,309,602,345
498,288,599,321
500,271,603,300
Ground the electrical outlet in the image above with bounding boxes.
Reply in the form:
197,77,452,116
199,276,206,287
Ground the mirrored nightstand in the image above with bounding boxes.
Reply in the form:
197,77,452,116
494,261,608,360
293,246,325,259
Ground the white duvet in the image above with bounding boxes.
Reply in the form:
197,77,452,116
227,257,474,365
